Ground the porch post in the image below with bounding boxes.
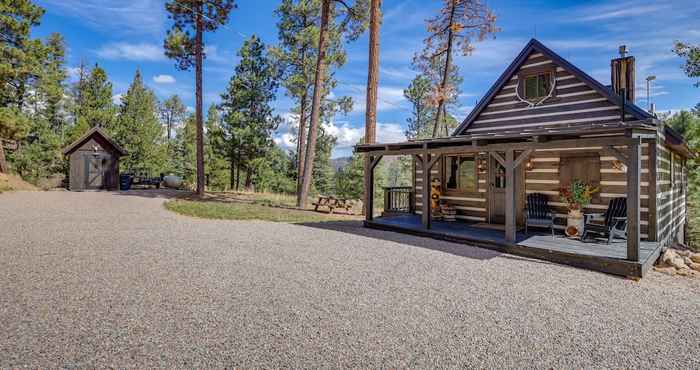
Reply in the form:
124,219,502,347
364,154,382,222
504,149,516,243
421,153,431,229
627,138,641,261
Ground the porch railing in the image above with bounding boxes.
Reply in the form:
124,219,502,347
383,186,414,215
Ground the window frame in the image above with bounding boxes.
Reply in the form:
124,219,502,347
442,154,479,195
517,65,557,102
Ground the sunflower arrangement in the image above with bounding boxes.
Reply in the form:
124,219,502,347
560,180,599,211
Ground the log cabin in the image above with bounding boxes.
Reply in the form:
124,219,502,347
356,39,694,278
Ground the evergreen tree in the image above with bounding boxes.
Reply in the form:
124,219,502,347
164,0,236,196
160,94,187,142
336,138,385,201
13,119,61,183
219,35,281,191
68,64,116,142
36,33,68,135
203,104,229,190
271,0,348,196
250,145,296,194
404,74,434,140
174,113,197,185
0,0,44,109
112,70,166,174
297,0,369,208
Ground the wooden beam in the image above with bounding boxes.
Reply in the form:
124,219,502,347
490,151,506,167
604,145,630,165
485,136,635,152
627,138,641,261
513,149,533,169
504,149,517,243
421,154,431,229
427,153,442,170
364,155,376,222
370,154,383,171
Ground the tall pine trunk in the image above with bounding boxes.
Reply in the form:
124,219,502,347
194,2,205,196
0,144,7,174
295,93,308,197
363,0,381,215
229,158,235,190
297,0,332,209
432,0,457,138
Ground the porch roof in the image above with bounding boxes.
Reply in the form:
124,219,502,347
355,120,656,154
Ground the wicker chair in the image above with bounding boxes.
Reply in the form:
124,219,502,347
581,197,627,244
524,193,555,237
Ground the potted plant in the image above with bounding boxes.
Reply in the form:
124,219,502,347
560,180,599,237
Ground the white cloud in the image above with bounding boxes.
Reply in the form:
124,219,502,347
40,0,165,35
153,74,176,84
97,42,165,62
574,2,669,22
112,93,123,105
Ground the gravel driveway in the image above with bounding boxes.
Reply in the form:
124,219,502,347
1,191,699,368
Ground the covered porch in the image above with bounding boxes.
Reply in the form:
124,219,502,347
366,214,660,277
357,125,662,278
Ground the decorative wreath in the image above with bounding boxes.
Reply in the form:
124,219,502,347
514,73,557,108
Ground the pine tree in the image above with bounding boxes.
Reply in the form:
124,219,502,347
67,64,116,143
203,104,229,190
0,0,44,109
160,95,187,142
297,0,369,208
112,70,166,174
219,35,281,191
36,33,68,135
416,0,498,137
164,0,236,196
272,0,349,198
404,74,434,140
0,0,45,172
173,113,196,185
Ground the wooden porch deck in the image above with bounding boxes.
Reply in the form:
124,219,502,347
366,214,661,278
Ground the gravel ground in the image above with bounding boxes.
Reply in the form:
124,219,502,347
1,191,699,369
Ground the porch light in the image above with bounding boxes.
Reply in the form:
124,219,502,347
525,159,534,171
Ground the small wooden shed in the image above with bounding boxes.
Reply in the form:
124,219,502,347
62,127,127,191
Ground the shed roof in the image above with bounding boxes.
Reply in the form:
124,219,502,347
62,127,128,156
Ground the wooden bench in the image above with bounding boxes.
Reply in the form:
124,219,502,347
312,196,354,214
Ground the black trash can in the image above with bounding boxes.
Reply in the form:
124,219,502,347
119,174,132,191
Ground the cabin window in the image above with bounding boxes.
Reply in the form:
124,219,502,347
445,155,477,192
523,72,552,100
559,154,601,197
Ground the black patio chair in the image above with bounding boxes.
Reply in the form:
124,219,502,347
524,193,555,237
581,197,627,244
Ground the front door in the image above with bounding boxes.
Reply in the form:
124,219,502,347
85,155,104,189
490,157,507,224
489,154,525,225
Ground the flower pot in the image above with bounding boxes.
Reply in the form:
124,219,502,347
566,210,584,237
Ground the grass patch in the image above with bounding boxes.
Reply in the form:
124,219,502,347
165,199,359,223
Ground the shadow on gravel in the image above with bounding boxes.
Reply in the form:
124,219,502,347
299,220,525,262
111,189,194,199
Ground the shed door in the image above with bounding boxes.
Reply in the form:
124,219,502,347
85,155,104,189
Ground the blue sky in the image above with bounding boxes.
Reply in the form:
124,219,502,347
34,0,700,158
